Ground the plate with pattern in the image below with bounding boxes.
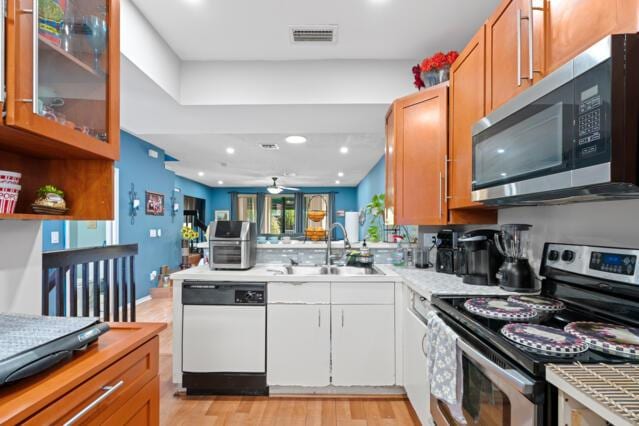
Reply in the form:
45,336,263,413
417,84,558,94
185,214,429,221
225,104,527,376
501,323,588,355
507,295,565,312
565,322,639,359
463,298,538,321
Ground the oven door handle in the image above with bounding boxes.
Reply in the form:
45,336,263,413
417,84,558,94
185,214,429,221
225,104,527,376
457,339,535,397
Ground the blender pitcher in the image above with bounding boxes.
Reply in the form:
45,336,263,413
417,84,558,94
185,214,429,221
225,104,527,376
494,224,538,292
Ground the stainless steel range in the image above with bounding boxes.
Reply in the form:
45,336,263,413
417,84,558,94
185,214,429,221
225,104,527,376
430,242,639,426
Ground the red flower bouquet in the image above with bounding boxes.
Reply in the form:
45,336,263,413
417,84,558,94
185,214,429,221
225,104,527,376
414,50,459,90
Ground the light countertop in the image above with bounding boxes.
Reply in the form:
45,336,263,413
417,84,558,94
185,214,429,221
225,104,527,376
171,263,521,300
195,241,400,250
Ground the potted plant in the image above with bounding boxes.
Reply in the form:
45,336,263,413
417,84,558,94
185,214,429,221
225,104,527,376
364,193,386,242
412,50,459,89
32,184,68,214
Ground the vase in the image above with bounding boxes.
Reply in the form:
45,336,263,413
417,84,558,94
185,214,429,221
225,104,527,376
437,65,451,84
421,70,439,88
180,239,191,269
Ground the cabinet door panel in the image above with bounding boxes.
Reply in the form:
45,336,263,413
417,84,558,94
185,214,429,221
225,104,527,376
396,85,448,225
404,308,431,425
486,0,532,111
332,305,395,386
449,27,486,209
385,107,396,226
267,305,330,386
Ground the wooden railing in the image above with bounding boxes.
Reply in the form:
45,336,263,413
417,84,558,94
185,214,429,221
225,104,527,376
42,244,139,322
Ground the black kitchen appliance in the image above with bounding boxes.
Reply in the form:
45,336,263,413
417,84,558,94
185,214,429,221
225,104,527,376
472,34,639,206
456,229,503,285
430,242,639,426
494,224,539,293
435,230,459,275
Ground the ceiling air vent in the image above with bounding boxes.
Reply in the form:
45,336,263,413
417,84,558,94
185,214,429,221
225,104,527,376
259,143,280,151
290,25,338,43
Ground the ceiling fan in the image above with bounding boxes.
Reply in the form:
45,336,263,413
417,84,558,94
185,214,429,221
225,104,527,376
267,177,300,194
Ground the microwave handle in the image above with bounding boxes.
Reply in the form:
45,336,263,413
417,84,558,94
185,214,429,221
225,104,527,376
457,339,535,397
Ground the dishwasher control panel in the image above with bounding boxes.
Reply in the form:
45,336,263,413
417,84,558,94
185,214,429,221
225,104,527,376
235,290,265,304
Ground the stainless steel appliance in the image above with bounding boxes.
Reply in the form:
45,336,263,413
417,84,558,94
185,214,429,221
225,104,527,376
495,224,538,293
457,229,504,286
430,242,639,426
181,282,267,395
472,34,639,206
209,221,257,270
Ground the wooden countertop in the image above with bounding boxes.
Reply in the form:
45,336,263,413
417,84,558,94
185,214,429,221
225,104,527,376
0,322,166,425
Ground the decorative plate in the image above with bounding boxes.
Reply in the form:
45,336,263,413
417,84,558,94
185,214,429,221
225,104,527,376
31,204,69,215
508,295,565,312
463,298,538,321
501,323,588,354
565,322,639,360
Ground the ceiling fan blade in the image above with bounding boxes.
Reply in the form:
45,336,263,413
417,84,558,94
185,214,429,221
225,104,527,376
280,186,300,191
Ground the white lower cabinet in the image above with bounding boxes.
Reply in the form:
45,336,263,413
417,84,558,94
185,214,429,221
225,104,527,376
404,307,432,425
267,304,331,386
331,304,396,386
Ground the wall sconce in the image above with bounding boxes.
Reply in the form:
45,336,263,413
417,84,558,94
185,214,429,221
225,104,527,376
129,183,140,225
170,189,179,222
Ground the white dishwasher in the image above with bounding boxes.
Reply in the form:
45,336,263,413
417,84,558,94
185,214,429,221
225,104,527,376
181,281,267,395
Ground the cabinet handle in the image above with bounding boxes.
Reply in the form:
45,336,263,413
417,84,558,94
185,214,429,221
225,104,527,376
63,380,124,426
31,0,39,113
444,155,451,200
527,0,534,82
516,8,522,87
421,333,428,357
438,172,443,218
341,309,344,328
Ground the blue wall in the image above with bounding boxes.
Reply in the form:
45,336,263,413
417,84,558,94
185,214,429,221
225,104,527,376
356,156,386,238
175,175,216,226
42,221,65,251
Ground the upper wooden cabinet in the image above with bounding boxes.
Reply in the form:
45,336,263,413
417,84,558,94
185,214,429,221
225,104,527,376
449,26,487,210
385,106,396,226
0,0,119,220
544,0,639,74
4,0,120,160
386,84,496,226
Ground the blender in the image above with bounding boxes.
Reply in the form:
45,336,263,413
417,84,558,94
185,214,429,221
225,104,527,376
494,224,538,293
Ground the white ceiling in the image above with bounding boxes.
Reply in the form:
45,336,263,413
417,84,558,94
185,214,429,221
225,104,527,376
130,0,500,61
156,133,385,187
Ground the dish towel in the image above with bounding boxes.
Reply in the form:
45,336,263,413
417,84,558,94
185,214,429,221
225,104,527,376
426,311,459,404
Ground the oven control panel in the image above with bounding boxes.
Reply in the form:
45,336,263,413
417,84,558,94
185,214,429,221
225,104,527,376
544,243,639,285
235,290,265,304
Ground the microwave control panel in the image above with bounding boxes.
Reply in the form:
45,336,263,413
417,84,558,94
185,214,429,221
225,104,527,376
577,86,603,158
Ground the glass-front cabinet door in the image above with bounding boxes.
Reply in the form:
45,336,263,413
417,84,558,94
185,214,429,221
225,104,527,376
6,0,119,159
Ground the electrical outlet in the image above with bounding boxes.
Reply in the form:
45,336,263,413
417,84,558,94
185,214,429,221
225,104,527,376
149,229,157,238
157,229,162,237
51,231,60,245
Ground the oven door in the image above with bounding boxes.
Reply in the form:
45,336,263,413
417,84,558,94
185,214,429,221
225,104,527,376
211,240,244,268
430,339,539,426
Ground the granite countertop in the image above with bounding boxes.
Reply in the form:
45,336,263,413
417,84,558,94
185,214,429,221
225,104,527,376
195,241,400,250
378,265,523,301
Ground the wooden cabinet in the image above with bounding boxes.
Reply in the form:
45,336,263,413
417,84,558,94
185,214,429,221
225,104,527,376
449,26,489,210
386,84,496,225
404,307,431,425
331,304,395,386
543,0,639,74
267,304,331,386
0,0,120,220
385,106,396,226
486,0,535,111
0,323,165,425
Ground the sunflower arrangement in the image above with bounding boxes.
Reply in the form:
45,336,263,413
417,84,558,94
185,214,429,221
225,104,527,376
181,226,199,241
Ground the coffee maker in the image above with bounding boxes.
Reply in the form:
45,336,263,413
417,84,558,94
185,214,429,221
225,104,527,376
494,224,538,293
436,230,459,274
456,230,504,286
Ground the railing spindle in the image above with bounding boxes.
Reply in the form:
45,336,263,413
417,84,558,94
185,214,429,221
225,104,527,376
121,257,128,322
103,259,110,322
112,257,119,322
129,256,136,322
69,265,77,317
81,263,89,316
41,268,49,316
93,261,100,317
56,267,64,317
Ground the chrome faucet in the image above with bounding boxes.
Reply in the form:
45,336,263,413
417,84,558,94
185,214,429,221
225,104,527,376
326,223,351,265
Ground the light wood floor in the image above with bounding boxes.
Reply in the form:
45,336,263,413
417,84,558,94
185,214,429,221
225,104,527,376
136,297,420,425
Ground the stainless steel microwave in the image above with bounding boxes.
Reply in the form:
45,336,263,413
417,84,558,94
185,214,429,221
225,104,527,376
472,34,639,206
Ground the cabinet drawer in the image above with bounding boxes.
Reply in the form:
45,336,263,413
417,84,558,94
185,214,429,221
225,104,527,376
268,282,330,304
331,282,395,305
102,376,159,426
25,337,159,425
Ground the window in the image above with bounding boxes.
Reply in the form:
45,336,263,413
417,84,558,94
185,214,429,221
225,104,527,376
305,194,329,230
237,194,257,222
262,195,296,235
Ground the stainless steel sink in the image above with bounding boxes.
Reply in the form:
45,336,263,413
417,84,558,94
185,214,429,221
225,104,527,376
281,265,382,276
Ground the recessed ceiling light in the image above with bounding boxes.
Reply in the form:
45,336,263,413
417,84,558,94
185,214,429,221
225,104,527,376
500,173,508,177
217,180,224,185
340,147,349,154
338,172,344,177
285,136,307,144
197,171,205,177
226,147,235,154
335,180,341,184
497,148,505,154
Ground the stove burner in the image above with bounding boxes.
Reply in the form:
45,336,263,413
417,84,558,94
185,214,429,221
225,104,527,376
565,322,639,360
464,298,538,321
508,295,565,312
501,323,588,356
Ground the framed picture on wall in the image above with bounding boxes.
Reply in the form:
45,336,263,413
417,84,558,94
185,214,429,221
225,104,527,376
215,210,230,221
145,191,165,216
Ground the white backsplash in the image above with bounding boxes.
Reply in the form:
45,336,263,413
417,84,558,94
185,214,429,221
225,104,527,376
257,248,396,265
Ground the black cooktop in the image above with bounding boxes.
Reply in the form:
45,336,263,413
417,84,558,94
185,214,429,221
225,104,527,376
431,294,638,378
